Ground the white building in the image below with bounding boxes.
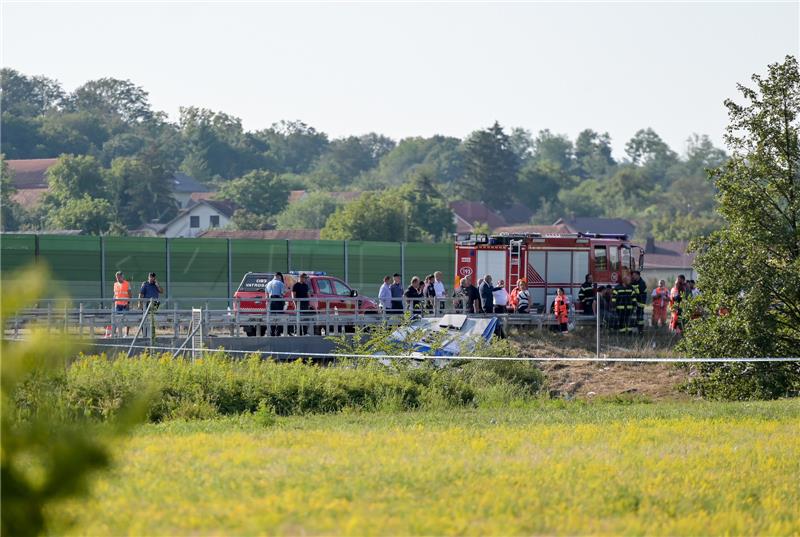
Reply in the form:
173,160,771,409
159,200,238,238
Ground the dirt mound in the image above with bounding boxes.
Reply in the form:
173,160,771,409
509,328,691,400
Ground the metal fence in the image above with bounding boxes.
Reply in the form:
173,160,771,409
0,235,456,306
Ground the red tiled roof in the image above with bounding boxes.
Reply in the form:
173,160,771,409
11,187,48,209
199,229,322,240
6,158,58,188
190,191,217,202
449,201,507,232
644,240,696,268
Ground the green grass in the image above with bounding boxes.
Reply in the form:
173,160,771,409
47,399,800,536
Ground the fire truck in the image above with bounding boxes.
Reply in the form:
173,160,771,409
454,232,644,313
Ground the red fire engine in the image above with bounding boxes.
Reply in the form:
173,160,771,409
454,232,644,313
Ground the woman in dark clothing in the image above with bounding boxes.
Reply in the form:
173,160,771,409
423,274,437,313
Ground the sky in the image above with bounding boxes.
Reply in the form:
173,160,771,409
2,1,799,159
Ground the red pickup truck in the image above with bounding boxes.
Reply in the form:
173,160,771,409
233,271,379,336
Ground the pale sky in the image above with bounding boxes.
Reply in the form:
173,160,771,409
2,1,798,158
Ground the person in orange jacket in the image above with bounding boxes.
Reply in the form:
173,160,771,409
553,287,570,333
651,279,670,327
669,275,686,334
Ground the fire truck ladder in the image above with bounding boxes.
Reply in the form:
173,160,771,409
509,240,524,286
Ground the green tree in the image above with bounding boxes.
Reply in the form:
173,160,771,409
67,77,153,124
258,120,329,174
321,192,405,241
395,169,456,241
574,129,616,179
460,122,519,210
218,169,289,221
105,153,178,228
48,195,113,234
624,128,678,184
44,154,106,203
275,192,342,229
679,56,800,398
1,155,24,231
310,133,395,189
0,68,65,116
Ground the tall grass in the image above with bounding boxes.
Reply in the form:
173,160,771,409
14,353,545,423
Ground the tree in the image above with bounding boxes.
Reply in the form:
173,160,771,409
105,152,178,228
68,77,153,124
460,122,519,210
395,169,456,241
321,192,406,241
275,192,342,229
1,156,24,231
258,120,329,174
679,55,800,398
0,68,65,116
217,169,289,220
574,129,616,179
310,134,394,189
364,135,464,191
624,128,678,183
48,195,113,234
44,154,106,203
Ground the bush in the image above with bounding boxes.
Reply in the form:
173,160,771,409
15,352,545,423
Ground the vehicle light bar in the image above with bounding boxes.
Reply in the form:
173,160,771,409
288,270,327,276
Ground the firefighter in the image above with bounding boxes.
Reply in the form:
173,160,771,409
630,270,647,334
578,274,595,315
612,274,637,334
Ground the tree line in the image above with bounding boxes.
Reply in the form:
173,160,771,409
1,67,727,240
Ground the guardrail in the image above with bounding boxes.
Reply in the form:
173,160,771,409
4,295,600,339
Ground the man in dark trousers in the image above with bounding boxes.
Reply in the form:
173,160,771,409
612,274,638,334
630,270,647,334
389,273,403,314
578,273,595,315
478,274,502,314
291,272,311,335
459,276,481,314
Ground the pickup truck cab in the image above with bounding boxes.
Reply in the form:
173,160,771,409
233,271,378,336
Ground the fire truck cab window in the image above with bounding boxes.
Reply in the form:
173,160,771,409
621,247,631,269
609,246,619,270
594,246,608,271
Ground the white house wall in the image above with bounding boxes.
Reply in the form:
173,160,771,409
162,205,230,238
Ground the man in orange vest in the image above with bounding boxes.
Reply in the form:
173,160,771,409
651,279,670,327
112,271,132,337
113,271,132,312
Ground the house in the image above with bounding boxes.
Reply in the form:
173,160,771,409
449,201,507,233
172,172,214,208
199,229,322,240
158,199,238,238
6,158,57,210
554,217,637,237
640,238,697,284
6,159,212,212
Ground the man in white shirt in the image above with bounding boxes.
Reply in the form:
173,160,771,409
378,275,392,312
492,280,509,313
265,272,286,336
433,271,446,313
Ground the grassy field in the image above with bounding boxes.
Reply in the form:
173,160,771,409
48,399,799,536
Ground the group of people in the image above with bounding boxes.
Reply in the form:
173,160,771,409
380,269,701,337
582,272,699,335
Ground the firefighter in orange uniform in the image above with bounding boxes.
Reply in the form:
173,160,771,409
669,275,686,334
553,287,570,333
651,279,670,327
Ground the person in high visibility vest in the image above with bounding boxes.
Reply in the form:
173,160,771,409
669,275,686,334
630,270,647,334
650,279,670,327
113,271,132,311
612,274,638,334
553,287,570,333
111,271,132,337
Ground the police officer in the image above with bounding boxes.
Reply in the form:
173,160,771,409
612,274,637,334
630,270,647,334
